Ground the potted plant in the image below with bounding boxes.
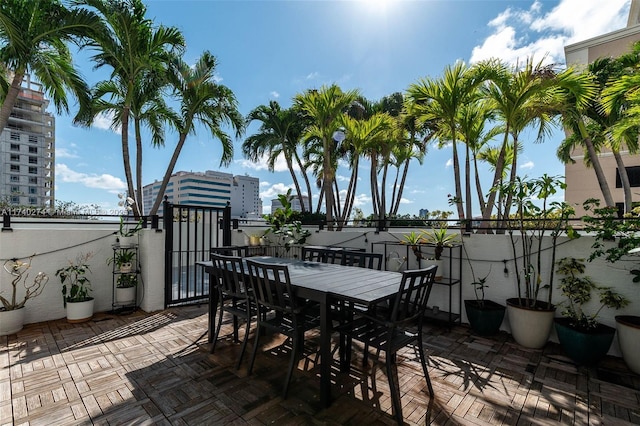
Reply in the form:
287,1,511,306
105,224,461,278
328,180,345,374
554,257,629,365
0,255,49,335
246,232,265,247
117,194,143,247
402,231,426,263
464,255,505,335
115,273,137,305
583,200,640,373
55,253,94,323
262,189,311,257
499,175,577,349
421,227,459,280
108,249,136,273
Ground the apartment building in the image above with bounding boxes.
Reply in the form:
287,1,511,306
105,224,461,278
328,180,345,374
142,170,261,218
563,0,640,216
0,75,55,208
270,194,309,213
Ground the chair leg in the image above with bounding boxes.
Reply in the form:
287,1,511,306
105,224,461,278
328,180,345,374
210,298,225,354
386,352,404,425
417,339,434,396
283,334,300,398
236,316,251,370
248,324,261,375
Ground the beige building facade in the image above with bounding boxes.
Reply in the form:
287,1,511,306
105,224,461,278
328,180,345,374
563,0,640,216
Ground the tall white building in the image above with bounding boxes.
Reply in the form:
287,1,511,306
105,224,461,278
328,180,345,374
1,75,55,208
271,194,309,213
142,170,261,218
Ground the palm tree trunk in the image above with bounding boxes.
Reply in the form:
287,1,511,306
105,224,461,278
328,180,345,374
465,142,472,226
480,129,510,231
0,69,26,133
392,158,411,215
134,118,144,215
339,158,359,230
316,183,324,214
294,152,313,212
149,133,189,216
286,154,306,213
333,178,342,220
370,155,380,217
323,137,334,230
452,138,465,221
473,155,486,214
380,158,390,218
502,134,519,224
121,108,140,217
579,121,614,207
613,149,632,213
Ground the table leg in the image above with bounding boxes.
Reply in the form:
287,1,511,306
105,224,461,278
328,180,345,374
319,298,331,408
208,272,217,343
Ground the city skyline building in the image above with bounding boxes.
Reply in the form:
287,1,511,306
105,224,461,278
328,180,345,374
0,74,55,208
142,170,261,218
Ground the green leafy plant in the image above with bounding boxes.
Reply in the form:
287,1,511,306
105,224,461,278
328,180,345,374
556,257,629,330
116,274,138,288
119,216,143,237
55,253,93,307
498,174,577,309
107,249,136,268
0,255,49,311
402,231,426,261
262,189,311,256
421,227,459,260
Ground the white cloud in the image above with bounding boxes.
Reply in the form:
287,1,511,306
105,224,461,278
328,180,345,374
399,197,413,204
236,153,299,173
520,160,535,170
91,111,121,134
56,147,79,159
270,91,280,98
470,0,630,66
259,181,271,187
336,174,351,182
306,71,319,80
56,164,126,192
445,158,453,168
259,183,295,200
213,74,223,83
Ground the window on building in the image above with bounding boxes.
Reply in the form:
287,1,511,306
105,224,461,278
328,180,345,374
616,166,640,188
11,186,19,193
28,135,38,144
28,177,37,184
29,156,37,164
29,187,37,195
28,147,37,154
11,196,19,204
10,175,19,182
10,132,19,141
29,197,37,205
10,165,20,172
10,154,19,162
10,143,19,151
28,166,37,174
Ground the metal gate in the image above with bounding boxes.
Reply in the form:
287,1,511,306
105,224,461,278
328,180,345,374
163,199,231,307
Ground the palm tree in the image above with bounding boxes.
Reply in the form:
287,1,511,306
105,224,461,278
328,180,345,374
243,101,312,212
0,0,100,132
473,58,559,228
407,61,479,222
78,0,185,216
294,85,359,229
148,51,243,216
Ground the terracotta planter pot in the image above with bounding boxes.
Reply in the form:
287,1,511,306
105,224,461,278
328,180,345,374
506,298,555,349
65,298,94,323
464,299,505,336
615,315,640,374
0,307,25,336
554,317,615,365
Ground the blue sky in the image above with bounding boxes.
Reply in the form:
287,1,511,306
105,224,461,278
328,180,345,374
53,0,632,216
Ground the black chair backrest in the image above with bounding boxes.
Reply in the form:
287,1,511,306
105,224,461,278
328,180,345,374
210,253,248,299
210,246,245,258
341,251,383,270
246,259,300,315
302,246,340,264
389,265,437,325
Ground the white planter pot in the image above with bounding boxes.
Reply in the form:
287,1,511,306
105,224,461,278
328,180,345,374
0,307,25,336
118,236,136,248
506,298,555,349
615,315,640,374
423,259,443,280
65,298,94,323
115,287,136,305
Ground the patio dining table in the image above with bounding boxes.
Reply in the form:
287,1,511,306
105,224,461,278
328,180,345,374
197,255,403,408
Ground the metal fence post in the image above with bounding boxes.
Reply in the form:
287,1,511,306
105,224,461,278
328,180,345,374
222,202,231,246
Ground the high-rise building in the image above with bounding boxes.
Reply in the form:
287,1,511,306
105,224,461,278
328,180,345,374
142,170,261,218
563,0,640,216
271,194,309,213
0,75,55,208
